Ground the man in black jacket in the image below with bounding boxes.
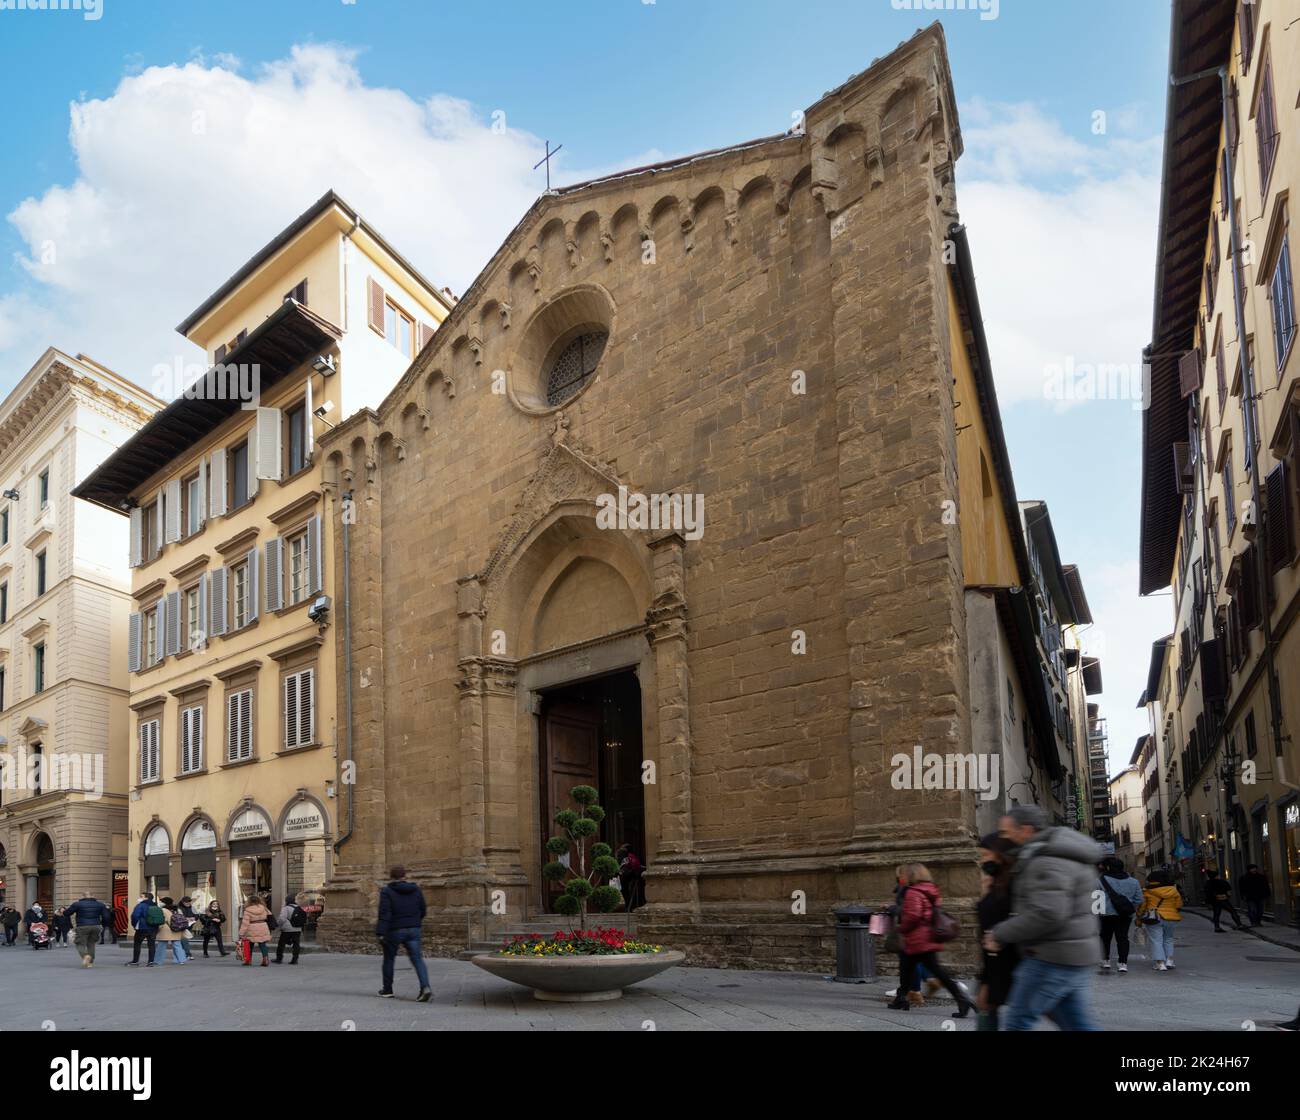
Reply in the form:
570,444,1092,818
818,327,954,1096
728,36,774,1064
376,866,431,1002
1236,864,1271,927
1205,869,1245,932
65,893,111,967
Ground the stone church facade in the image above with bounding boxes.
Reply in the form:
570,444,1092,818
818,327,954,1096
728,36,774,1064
318,24,987,968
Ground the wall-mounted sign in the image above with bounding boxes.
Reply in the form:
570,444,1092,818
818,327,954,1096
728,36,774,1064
143,826,169,856
228,808,271,842
181,820,217,851
282,801,324,841
1285,804,1300,828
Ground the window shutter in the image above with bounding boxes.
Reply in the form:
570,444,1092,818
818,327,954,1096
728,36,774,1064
153,492,164,558
209,449,228,518
1265,461,1296,571
307,515,323,595
181,708,192,773
226,694,239,762
195,577,208,651
418,321,435,351
1239,544,1260,630
138,723,147,783
246,427,260,503
284,674,298,748
255,407,283,481
265,537,284,613
304,376,314,460
129,507,143,568
1173,442,1194,494
215,343,228,364
195,464,207,528
240,689,253,760
165,478,182,543
208,567,228,637
301,668,314,745
164,590,182,657
128,611,141,673
1178,349,1202,398
245,547,260,624
192,707,204,771
367,277,385,334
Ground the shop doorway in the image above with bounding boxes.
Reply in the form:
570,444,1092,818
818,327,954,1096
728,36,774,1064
537,669,644,912
34,832,54,907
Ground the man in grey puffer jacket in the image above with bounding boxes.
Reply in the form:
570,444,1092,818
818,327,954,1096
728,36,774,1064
984,804,1104,1030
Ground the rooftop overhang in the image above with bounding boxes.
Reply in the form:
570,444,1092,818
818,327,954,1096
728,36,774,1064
1021,501,1082,623
1139,0,1236,595
1145,633,1174,702
73,300,341,512
1062,564,1094,625
1082,656,1104,696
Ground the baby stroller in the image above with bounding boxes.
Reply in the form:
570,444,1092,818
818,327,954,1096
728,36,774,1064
29,920,51,949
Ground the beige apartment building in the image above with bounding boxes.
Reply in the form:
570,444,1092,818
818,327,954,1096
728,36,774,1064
74,191,451,925
1141,0,1300,918
0,349,160,920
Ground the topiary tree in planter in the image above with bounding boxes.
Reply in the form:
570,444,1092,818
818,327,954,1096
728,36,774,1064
542,784,624,929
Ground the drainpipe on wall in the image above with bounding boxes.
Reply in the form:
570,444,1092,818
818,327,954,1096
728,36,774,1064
334,489,355,854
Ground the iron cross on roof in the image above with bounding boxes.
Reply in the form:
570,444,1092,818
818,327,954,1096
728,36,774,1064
533,139,563,192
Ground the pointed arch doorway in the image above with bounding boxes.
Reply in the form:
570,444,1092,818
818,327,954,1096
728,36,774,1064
538,668,644,912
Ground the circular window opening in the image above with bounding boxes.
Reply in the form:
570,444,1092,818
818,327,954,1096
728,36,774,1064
544,330,609,407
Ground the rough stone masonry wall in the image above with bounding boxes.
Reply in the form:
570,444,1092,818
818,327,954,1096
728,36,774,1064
319,25,980,971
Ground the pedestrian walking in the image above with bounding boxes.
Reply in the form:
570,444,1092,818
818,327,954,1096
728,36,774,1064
153,898,190,965
1205,869,1245,931
174,897,197,960
986,805,1103,1031
52,907,71,946
976,834,1020,1030
200,901,228,957
65,892,111,968
125,894,163,966
1138,867,1183,970
375,865,432,1002
616,844,644,912
237,894,274,966
1097,856,1144,973
274,894,304,964
1,906,19,945
883,872,938,1006
1236,864,1271,927
886,862,973,1016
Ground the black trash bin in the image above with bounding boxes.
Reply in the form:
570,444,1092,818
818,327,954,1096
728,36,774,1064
833,903,875,983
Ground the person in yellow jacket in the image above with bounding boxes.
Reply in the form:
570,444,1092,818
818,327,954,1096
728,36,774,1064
1138,868,1183,971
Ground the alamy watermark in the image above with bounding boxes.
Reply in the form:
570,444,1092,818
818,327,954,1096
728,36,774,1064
0,0,103,20
1044,357,1149,410
153,359,261,409
595,485,704,541
1,747,104,799
890,0,998,22
891,744,1000,801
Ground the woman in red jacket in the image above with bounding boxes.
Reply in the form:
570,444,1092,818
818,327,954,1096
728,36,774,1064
887,863,974,1016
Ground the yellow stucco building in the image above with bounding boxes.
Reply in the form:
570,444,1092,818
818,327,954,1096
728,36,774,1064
74,191,451,925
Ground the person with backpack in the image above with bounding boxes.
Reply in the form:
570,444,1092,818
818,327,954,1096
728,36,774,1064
65,892,111,968
376,866,432,1002
153,897,190,965
274,894,305,964
886,862,973,1016
985,805,1103,1031
200,900,229,957
1139,867,1183,970
1237,864,1271,927
1205,869,1245,931
1097,856,1144,973
125,894,163,966
237,894,274,966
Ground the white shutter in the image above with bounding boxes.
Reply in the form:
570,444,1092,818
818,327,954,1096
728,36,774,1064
195,464,207,528
208,567,228,637
129,507,143,568
284,674,298,748
165,478,182,543
195,577,208,651
138,723,148,783
240,689,253,760
307,515,323,595
192,706,204,771
164,590,181,657
300,668,314,745
127,612,141,673
246,547,259,624
209,449,227,518
151,607,164,666
139,720,159,784
153,492,164,558
255,407,283,482
304,377,314,460
265,537,283,613
180,707,192,773
226,694,239,762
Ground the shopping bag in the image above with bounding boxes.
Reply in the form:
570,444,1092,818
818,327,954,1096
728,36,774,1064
868,913,893,937
239,937,252,964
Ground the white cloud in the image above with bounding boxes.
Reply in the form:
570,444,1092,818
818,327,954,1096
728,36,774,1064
2,44,646,388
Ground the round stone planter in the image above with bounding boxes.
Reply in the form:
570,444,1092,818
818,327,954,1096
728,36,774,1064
471,949,686,1002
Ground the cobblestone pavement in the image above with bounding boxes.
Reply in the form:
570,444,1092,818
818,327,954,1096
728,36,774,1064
1,913,1295,1031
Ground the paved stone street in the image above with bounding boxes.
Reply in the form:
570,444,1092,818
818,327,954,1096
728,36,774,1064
2,912,1296,1031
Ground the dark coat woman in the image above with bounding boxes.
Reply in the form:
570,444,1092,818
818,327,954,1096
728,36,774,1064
887,863,974,1016
201,901,228,957
976,834,1019,1030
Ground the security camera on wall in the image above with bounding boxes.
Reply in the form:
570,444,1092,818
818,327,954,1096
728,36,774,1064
308,595,331,626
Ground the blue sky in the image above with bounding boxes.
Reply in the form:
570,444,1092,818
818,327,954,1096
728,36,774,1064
0,0,1173,768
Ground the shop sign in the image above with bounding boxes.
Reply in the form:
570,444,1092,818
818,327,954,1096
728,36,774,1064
229,808,271,841
283,801,324,840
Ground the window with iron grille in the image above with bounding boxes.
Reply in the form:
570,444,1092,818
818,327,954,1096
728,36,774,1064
1238,1,1256,75
1269,231,1295,373
1256,54,1278,197
544,331,609,407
